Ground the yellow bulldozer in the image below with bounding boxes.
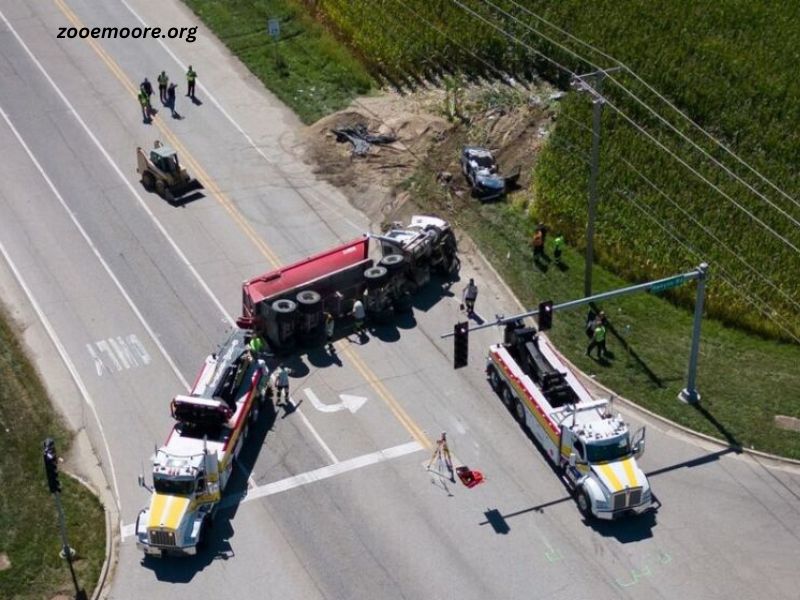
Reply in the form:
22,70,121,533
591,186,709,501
136,140,197,203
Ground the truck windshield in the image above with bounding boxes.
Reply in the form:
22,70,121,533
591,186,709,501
153,477,195,496
586,436,631,463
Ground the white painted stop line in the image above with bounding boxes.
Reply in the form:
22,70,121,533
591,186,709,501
120,441,422,540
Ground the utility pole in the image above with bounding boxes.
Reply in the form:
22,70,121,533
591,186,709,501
571,67,621,297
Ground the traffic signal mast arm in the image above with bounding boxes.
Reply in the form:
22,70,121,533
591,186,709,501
441,263,708,338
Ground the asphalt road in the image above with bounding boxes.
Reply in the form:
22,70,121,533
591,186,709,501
0,1,798,599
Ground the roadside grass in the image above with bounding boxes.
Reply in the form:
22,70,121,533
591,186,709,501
406,137,800,460
183,0,374,123
0,308,105,600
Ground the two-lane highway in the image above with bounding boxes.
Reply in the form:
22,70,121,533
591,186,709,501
0,1,798,599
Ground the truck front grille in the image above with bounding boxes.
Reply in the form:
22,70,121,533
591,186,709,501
613,487,643,510
149,529,176,548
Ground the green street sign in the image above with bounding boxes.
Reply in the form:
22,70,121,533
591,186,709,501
650,275,686,294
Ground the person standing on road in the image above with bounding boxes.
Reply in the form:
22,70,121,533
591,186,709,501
324,312,336,351
186,65,197,98
140,78,153,106
167,83,178,117
272,364,291,404
157,71,169,103
586,320,607,359
352,299,366,336
462,278,478,315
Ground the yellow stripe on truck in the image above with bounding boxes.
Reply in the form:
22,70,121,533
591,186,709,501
148,493,168,529
597,463,624,493
622,457,639,488
147,493,190,530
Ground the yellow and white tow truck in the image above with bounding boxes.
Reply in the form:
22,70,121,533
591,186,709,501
486,321,653,519
135,329,270,556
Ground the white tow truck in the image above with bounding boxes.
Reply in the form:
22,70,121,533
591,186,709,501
486,321,652,519
135,329,270,556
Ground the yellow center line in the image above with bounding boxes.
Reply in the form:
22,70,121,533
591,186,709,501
53,0,430,450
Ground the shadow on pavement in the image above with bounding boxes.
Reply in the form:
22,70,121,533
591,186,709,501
646,447,739,478
140,399,278,581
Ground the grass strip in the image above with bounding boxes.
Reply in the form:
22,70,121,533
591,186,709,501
0,307,105,600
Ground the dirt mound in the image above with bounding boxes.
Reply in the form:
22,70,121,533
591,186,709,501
304,94,452,222
302,83,556,225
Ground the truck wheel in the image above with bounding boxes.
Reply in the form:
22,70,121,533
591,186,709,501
501,384,514,409
514,397,526,425
142,172,155,191
364,266,388,287
577,488,592,518
155,179,166,198
250,405,259,423
488,367,501,391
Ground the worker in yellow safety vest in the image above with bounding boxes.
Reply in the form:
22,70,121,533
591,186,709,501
186,65,197,98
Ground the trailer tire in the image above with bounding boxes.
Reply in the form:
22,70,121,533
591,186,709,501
296,290,322,313
577,488,592,518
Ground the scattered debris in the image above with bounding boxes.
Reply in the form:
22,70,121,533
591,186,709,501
332,123,397,156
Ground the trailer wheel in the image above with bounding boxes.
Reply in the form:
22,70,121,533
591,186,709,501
577,488,592,518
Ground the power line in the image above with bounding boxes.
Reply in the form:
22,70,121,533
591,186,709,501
503,0,800,215
448,0,800,255
554,134,799,335
478,0,800,231
617,156,800,314
616,188,800,343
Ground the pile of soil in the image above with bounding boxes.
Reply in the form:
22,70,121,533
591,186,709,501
302,83,557,226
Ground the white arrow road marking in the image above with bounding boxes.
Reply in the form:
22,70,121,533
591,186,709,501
305,388,367,414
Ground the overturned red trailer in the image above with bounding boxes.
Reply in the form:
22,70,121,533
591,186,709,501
238,216,459,352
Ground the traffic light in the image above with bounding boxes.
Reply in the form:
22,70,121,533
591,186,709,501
537,300,554,331
43,438,61,494
453,322,469,369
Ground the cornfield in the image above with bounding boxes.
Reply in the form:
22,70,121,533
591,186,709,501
301,0,800,342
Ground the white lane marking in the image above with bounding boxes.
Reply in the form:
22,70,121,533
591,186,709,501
288,396,339,464
119,441,423,540
304,387,367,414
241,441,421,503
0,99,189,390
87,335,152,376
119,0,363,234
86,343,111,376
0,8,234,332
0,239,122,511
121,522,135,539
